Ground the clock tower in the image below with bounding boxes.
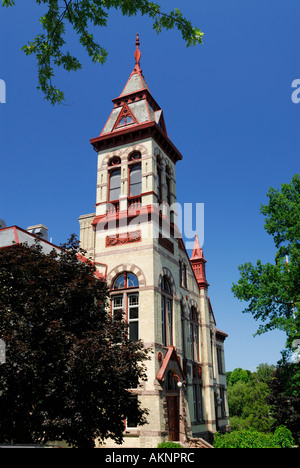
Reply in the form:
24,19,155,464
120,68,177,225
79,35,229,447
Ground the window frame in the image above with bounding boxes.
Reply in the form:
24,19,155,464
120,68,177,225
108,167,121,202
190,307,200,362
111,272,139,342
161,275,173,347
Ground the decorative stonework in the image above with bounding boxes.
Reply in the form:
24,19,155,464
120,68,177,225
106,230,141,247
158,266,176,294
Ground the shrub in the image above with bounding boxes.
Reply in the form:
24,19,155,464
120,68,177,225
157,442,183,448
273,426,295,448
213,426,294,449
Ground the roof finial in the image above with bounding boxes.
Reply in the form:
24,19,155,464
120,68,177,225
134,33,141,72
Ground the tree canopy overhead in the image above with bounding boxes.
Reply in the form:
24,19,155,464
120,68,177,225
1,0,203,104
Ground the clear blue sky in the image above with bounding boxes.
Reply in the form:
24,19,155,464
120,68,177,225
1,1,299,371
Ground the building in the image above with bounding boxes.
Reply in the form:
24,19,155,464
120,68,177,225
0,224,60,255
79,35,229,447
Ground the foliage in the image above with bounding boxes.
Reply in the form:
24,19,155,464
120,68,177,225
227,364,275,433
268,357,300,442
226,367,251,386
232,174,300,349
0,237,149,448
157,442,182,448
1,0,203,104
213,426,294,449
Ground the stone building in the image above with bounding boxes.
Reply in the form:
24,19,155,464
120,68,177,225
79,35,229,447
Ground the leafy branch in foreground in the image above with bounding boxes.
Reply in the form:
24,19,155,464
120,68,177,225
1,0,203,104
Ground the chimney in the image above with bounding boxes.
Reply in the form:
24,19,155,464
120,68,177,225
27,224,48,241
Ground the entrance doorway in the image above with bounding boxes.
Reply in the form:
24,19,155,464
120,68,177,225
167,395,179,441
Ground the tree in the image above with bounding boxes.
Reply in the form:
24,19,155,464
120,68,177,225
1,0,203,105
268,356,300,442
232,174,300,349
227,365,275,433
0,237,149,448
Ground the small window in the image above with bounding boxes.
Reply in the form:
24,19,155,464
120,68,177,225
109,156,121,166
116,107,135,129
118,115,133,127
128,293,139,341
129,152,141,162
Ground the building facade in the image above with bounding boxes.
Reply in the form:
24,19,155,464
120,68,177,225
79,35,229,447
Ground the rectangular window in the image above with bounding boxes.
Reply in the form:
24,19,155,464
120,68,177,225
181,318,186,359
130,164,142,196
109,168,121,201
112,295,123,318
217,346,223,374
167,298,173,346
128,293,139,342
193,385,203,422
166,176,171,206
126,395,139,428
194,326,199,362
161,296,166,346
157,168,162,201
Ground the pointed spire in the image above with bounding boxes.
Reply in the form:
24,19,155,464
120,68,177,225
134,33,142,72
190,234,209,289
191,234,205,260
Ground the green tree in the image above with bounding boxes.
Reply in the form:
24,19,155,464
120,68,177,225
227,367,251,386
213,426,294,449
0,238,149,448
227,365,275,432
268,357,300,442
1,0,203,104
232,174,300,349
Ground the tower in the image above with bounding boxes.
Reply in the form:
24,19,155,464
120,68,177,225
79,35,229,447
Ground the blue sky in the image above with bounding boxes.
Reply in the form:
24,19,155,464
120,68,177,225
0,1,299,371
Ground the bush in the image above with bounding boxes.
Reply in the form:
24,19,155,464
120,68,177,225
157,442,183,448
213,426,295,448
273,426,295,448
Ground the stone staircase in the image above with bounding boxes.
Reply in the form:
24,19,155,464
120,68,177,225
184,437,214,449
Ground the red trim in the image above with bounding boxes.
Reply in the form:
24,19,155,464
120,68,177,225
0,226,62,251
112,103,139,132
77,253,107,279
91,121,183,164
13,226,20,244
156,346,186,382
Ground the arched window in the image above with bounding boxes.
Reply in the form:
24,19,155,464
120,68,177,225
108,156,121,167
179,261,187,288
161,275,173,346
111,272,139,342
113,272,139,289
128,152,141,162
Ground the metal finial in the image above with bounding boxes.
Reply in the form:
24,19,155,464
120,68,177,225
134,33,141,71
